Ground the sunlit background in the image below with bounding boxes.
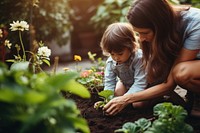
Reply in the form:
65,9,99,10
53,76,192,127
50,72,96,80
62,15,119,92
0,0,199,62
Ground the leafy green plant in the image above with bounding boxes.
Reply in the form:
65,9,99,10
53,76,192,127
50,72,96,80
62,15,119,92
76,52,105,93
0,0,72,46
115,102,194,133
87,51,105,73
76,69,104,93
0,62,91,133
115,118,151,133
169,0,200,8
94,90,114,110
191,0,200,8
68,0,97,33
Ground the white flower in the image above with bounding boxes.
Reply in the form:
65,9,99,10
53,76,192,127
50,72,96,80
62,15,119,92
10,20,29,31
4,40,12,49
0,29,3,38
37,46,51,59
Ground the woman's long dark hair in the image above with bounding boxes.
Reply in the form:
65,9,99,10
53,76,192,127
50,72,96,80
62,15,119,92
127,0,182,83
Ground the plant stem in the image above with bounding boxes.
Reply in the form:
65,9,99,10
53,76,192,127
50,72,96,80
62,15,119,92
19,31,26,61
52,56,59,75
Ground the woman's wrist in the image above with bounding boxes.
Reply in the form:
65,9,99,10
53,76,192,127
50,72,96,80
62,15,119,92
123,94,133,104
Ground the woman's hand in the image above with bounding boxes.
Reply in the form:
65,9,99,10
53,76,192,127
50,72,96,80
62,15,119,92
103,96,129,116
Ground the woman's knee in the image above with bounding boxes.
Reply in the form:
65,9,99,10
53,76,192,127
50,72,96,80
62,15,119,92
172,63,190,84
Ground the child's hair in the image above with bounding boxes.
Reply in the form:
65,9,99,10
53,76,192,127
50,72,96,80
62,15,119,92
100,22,138,56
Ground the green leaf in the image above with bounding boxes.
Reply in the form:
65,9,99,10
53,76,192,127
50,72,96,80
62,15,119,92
114,128,129,133
116,122,139,133
6,59,16,63
135,118,151,131
29,72,49,91
23,90,47,104
111,10,121,14
63,80,90,98
10,61,30,71
98,90,114,100
43,59,51,66
73,117,90,133
94,101,105,110
47,72,78,90
96,6,106,16
0,89,46,104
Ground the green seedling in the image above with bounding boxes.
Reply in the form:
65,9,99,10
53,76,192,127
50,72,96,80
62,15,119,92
94,90,114,110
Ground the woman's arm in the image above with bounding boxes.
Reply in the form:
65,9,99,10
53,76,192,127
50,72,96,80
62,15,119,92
103,48,199,115
103,72,175,115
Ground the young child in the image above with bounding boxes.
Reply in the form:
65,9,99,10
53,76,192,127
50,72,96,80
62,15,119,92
96,22,147,110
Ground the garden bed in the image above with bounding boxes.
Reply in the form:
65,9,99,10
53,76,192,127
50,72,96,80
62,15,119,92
70,93,200,133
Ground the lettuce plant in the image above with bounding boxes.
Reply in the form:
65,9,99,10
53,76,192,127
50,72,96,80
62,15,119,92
115,118,151,133
115,102,194,133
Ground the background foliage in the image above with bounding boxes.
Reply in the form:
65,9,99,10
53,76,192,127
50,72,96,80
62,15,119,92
90,0,200,35
90,0,132,34
0,0,72,46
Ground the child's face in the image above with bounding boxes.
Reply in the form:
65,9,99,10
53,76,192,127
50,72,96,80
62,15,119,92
110,48,131,64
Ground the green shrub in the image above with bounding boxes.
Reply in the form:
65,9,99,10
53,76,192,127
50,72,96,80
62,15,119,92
90,0,132,34
0,62,90,133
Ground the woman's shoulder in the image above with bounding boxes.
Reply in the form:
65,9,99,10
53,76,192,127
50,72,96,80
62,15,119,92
180,7,200,57
180,7,200,36
181,7,200,22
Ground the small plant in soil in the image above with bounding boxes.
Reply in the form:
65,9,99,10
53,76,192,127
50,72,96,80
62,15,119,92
94,90,114,110
115,102,194,133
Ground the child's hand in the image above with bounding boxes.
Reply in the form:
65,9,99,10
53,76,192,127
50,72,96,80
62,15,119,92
94,101,105,109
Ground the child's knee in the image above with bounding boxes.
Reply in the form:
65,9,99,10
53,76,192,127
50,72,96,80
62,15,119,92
114,82,127,96
114,90,125,96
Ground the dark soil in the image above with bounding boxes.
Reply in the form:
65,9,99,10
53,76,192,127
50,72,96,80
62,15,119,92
69,93,200,133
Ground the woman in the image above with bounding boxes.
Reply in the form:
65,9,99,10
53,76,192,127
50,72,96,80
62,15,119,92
103,0,200,116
